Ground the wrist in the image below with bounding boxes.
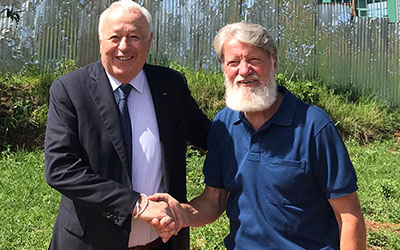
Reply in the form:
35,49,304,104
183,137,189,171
132,194,148,219
177,203,189,228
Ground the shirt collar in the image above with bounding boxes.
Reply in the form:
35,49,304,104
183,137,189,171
233,86,297,127
106,70,146,94
269,86,297,126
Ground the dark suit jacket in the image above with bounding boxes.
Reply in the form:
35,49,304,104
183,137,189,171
44,60,210,250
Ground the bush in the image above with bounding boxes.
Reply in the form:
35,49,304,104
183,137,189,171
0,60,77,151
277,74,400,144
169,62,225,120
1,61,399,151
276,74,323,105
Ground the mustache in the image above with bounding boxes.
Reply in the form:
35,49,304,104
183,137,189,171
233,74,260,85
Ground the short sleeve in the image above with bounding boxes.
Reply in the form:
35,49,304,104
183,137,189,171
313,122,358,199
203,119,225,189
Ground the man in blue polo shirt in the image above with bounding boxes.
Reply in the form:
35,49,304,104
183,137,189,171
150,22,366,249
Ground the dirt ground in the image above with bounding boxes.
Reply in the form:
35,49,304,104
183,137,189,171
366,220,400,235
366,220,400,250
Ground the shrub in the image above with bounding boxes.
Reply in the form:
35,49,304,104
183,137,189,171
276,74,400,144
0,59,77,151
169,62,225,120
276,74,323,105
318,90,399,143
1,61,399,151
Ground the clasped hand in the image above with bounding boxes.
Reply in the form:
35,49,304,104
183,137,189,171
136,193,184,243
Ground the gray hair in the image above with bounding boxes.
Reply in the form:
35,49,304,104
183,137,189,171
213,22,278,63
98,0,152,39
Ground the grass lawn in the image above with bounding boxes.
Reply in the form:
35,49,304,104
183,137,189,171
0,139,399,249
0,150,59,249
347,140,400,249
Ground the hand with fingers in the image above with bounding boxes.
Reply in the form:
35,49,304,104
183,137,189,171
148,193,185,243
134,194,178,238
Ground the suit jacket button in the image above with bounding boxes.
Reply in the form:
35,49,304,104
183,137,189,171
122,230,129,236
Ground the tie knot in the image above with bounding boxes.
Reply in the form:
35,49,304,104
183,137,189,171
119,84,133,99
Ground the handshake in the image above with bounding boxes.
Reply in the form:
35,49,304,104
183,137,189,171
134,193,188,243
134,187,228,243
134,186,228,243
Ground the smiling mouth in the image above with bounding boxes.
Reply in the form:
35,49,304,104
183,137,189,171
237,79,258,85
116,56,134,61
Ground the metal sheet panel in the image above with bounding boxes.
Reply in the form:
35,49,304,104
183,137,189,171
0,0,399,105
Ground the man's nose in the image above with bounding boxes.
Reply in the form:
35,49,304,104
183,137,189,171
118,37,129,51
238,60,252,76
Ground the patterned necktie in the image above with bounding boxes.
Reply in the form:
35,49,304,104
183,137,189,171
118,84,133,172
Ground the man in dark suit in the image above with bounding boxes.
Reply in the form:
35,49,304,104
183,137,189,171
44,1,210,250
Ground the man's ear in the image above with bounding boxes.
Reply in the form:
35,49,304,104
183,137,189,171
273,56,278,74
147,32,154,50
98,34,102,53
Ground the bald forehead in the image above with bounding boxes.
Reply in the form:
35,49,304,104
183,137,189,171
99,7,149,36
107,7,144,22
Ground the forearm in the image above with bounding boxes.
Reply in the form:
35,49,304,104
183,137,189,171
148,187,227,243
180,187,228,228
180,196,225,227
329,192,366,250
339,216,366,250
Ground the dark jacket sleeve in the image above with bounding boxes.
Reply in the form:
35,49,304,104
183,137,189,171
44,76,138,228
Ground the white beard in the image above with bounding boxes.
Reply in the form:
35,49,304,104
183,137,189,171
224,72,278,112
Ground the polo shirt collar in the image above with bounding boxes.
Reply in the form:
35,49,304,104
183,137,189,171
270,86,297,126
233,86,297,127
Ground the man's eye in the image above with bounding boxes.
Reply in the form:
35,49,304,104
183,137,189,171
109,36,120,42
248,58,261,63
227,61,239,67
129,35,140,41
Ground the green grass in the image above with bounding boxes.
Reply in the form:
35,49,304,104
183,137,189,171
346,139,400,249
1,142,400,249
0,150,60,249
186,148,229,250
348,140,400,224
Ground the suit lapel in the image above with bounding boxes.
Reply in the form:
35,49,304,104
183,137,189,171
86,60,131,182
144,64,169,142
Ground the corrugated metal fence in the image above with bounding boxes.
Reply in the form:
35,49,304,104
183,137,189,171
1,0,399,105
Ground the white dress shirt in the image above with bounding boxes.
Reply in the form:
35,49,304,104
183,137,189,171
106,70,164,247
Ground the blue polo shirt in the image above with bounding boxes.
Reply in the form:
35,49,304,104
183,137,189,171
203,86,358,250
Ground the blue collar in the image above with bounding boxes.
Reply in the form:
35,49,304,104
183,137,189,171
233,86,297,129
